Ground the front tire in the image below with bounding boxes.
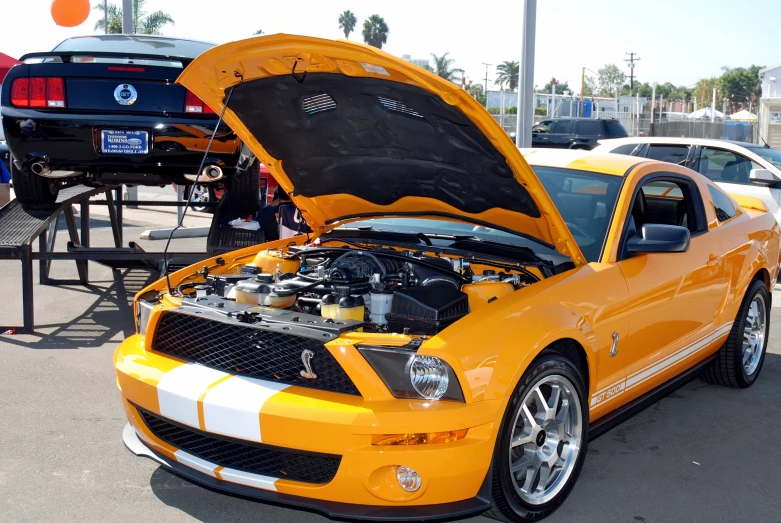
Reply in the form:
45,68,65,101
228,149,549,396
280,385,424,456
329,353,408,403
486,352,588,522
10,164,59,207
188,184,215,213
702,279,770,388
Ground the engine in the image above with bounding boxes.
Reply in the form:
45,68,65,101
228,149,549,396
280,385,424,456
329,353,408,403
185,246,535,336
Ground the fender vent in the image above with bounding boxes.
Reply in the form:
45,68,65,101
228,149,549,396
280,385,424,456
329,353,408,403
301,93,336,115
376,96,423,119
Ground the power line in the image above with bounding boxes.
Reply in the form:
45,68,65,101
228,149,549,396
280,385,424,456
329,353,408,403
624,52,640,95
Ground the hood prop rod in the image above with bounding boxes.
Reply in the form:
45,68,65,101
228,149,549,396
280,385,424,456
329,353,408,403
163,72,244,294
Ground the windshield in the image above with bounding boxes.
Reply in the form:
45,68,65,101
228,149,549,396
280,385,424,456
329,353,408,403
746,146,781,170
52,35,214,59
532,166,623,263
334,217,560,258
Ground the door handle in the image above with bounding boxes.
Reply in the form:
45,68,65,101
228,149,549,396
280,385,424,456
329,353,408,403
707,253,722,267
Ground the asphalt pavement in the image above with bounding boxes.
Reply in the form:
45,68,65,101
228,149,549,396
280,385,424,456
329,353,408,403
1,213,780,523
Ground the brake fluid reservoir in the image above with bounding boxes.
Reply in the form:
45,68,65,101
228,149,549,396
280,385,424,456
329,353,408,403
336,295,365,321
462,281,514,312
321,294,338,319
369,290,393,324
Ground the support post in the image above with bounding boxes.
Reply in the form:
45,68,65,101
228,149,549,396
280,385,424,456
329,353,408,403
122,0,133,33
515,0,537,148
21,246,34,333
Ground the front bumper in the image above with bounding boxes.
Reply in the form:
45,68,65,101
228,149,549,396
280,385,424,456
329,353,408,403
115,334,499,518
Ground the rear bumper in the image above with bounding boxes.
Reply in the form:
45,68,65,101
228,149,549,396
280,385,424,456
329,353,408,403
1,107,242,182
123,424,492,521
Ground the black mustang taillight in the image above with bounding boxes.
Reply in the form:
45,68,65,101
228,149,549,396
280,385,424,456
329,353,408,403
184,90,215,114
11,77,66,108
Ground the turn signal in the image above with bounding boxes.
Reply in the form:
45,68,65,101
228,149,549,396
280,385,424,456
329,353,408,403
11,77,66,108
371,429,468,446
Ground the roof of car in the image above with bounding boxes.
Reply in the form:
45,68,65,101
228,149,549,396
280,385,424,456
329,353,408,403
596,136,762,149
60,34,216,46
538,117,618,121
520,148,650,176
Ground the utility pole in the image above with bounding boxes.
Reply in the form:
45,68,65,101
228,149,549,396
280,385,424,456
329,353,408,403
624,52,640,95
104,0,108,33
122,0,132,33
580,67,585,117
482,62,492,109
515,0,537,148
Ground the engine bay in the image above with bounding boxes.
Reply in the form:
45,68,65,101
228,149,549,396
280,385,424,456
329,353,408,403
175,241,545,337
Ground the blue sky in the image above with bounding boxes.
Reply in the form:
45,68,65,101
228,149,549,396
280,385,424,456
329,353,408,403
3,0,779,92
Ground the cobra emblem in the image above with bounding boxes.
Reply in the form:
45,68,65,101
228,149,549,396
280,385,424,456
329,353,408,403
300,349,317,379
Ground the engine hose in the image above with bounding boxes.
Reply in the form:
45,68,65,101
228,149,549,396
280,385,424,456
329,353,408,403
274,278,327,296
177,281,200,297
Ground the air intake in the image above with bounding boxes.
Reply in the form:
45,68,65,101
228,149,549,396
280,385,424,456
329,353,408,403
376,96,423,118
301,93,336,115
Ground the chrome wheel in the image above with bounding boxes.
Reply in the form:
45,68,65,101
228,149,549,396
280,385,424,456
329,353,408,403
189,184,210,212
742,293,766,376
508,374,583,506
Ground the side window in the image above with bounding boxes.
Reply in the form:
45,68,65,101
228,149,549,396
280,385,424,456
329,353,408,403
605,120,628,138
646,145,689,165
550,120,572,134
697,147,753,184
576,120,602,135
533,120,552,133
708,185,737,222
610,143,639,156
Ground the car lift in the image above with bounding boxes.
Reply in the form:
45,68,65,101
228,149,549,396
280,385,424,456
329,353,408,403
0,184,265,334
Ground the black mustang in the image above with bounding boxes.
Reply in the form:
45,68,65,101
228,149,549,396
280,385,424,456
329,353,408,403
1,34,257,209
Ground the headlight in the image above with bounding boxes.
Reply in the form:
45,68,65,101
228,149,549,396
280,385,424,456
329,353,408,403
407,355,449,399
135,299,157,339
357,346,464,402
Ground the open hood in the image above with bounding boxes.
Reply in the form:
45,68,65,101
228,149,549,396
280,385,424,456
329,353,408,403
178,35,584,265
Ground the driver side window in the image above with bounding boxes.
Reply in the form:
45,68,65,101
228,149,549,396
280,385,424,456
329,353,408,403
533,120,552,133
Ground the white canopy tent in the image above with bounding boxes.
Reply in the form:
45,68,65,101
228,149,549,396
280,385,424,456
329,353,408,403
686,107,726,119
729,109,757,122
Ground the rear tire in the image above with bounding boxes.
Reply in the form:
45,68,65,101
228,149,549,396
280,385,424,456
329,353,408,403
702,279,770,388
188,184,215,213
10,164,59,206
224,159,260,217
485,352,588,522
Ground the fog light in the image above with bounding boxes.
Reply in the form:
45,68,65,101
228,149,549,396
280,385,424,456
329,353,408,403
396,466,421,492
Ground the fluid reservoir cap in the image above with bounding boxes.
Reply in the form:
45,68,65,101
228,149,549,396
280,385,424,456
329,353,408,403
338,295,365,308
255,273,274,283
322,294,338,305
483,269,496,276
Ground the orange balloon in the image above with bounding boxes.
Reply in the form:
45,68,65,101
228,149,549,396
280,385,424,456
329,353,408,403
51,0,90,28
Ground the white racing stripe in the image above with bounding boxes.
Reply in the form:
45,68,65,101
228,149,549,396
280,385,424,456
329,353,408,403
174,450,217,477
219,468,278,491
157,364,229,428
202,375,290,442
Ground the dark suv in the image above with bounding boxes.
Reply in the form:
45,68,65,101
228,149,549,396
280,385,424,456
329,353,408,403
531,117,627,150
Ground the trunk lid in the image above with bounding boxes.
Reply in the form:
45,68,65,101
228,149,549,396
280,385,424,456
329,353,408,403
177,35,584,265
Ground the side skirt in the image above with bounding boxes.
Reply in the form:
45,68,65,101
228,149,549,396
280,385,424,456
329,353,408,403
588,355,716,441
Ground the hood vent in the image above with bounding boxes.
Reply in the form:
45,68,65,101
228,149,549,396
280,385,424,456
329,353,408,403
376,96,423,119
301,93,336,115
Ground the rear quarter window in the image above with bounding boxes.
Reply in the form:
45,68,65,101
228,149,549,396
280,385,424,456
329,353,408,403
577,120,602,135
605,120,628,137
646,144,689,165
708,185,737,222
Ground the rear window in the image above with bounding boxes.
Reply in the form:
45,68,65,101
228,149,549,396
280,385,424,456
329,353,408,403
646,144,689,164
605,120,628,137
577,120,602,135
52,35,214,60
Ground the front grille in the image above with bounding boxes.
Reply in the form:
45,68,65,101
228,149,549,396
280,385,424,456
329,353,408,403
151,312,361,395
137,408,341,484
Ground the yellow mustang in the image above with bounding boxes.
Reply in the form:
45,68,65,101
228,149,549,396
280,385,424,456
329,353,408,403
115,35,780,522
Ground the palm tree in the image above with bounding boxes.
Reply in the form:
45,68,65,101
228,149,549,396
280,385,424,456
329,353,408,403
495,60,520,91
430,53,458,82
253,29,264,35
93,0,174,35
338,10,357,39
362,14,389,49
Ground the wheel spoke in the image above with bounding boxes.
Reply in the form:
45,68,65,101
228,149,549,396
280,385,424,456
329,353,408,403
743,347,753,366
512,432,534,448
521,458,541,493
548,384,561,416
532,387,549,419
511,453,535,474
536,463,552,492
521,404,540,431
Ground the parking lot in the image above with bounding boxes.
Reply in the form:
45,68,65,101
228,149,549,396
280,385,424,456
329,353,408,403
0,203,780,523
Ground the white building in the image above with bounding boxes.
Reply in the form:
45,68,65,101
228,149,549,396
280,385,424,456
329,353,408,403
758,64,781,148
401,54,430,70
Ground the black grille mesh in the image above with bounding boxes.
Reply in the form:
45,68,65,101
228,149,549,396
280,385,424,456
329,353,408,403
138,408,341,484
151,312,360,395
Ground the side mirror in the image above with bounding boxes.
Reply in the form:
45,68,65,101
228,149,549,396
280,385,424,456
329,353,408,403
749,168,780,185
627,224,690,254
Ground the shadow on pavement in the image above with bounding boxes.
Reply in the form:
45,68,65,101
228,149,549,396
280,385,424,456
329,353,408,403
0,268,156,349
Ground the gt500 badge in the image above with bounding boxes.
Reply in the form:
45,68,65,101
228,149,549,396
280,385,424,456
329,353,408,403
114,84,138,106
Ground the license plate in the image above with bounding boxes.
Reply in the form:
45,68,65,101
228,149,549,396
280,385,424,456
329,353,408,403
101,130,149,155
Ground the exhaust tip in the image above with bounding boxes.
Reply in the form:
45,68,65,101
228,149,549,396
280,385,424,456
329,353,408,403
30,162,49,176
203,165,223,180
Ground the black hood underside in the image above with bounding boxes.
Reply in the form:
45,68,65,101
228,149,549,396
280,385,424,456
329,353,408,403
228,74,541,218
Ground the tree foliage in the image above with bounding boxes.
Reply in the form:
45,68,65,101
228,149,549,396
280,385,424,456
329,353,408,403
540,79,573,95
494,61,519,91
338,10,357,39
597,64,625,98
93,0,174,35
466,82,486,106
430,53,459,82
362,14,389,49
